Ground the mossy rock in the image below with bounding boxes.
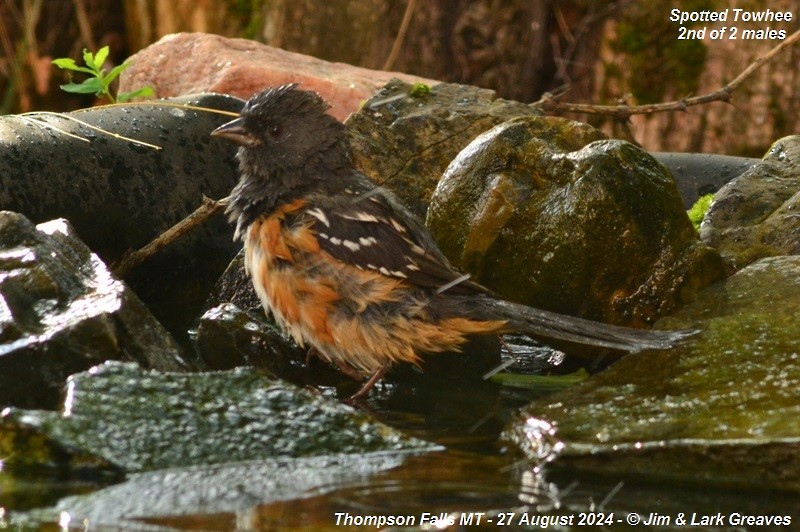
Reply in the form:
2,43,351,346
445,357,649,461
427,116,725,326
701,135,800,269
346,79,541,217
504,256,800,491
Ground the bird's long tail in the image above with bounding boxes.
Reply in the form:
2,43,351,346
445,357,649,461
473,297,694,353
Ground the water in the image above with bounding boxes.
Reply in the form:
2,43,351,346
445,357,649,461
3,338,798,529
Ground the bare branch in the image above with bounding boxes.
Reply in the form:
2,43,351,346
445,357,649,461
112,195,229,277
537,28,800,118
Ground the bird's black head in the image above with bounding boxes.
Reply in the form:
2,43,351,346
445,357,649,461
212,85,350,235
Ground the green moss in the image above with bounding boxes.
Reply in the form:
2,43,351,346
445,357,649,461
687,193,714,231
409,83,431,97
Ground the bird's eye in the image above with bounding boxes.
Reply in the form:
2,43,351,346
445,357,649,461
268,124,282,138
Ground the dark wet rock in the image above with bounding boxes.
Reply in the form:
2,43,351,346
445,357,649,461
347,79,541,216
0,212,187,410
15,453,416,529
700,135,800,269
427,116,726,326
204,248,262,316
651,152,758,209
0,93,245,343
504,255,800,491
0,361,435,478
195,302,305,376
198,251,313,379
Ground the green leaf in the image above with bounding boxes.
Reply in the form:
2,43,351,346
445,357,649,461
93,45,110,69
103,62,131,86
59,78,104,95
82,48,98,71
52,57,78,69
117,86,155,103
52,58,96,75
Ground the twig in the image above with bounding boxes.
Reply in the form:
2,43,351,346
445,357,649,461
382,0,416,71
537,28,800,118
112,195,229,277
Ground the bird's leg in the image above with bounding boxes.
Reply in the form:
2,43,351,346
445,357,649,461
332,360,366,381
348,366,389,400
305,346,320,366
306,348,366,382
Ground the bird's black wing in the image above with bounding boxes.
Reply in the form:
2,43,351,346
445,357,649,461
299,179,489,295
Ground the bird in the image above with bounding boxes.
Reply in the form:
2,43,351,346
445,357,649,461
211,84,692,399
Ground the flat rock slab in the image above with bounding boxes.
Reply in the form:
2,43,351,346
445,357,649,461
0,361,435,478
652,152,758,209
505,256,800,491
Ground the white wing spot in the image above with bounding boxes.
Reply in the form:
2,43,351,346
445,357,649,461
410,243,426,255
389,217,407,232
330,237,342,245
343,240,361,252
343,211,380,223
306,208,330,227
359,236,378,246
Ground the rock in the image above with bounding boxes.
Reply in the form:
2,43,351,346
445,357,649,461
651,152,758,209
15,453,414,529
204,249,263,316
504,255,800,491
0,213,187,410
194,302,305,377
0,361,436,479
348,79,541,216
427,116,726,326
119,33,436,121
197,251,314,380
700,135,800,269
0,93,245,344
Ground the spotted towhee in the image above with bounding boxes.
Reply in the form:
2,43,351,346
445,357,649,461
212,84,691,399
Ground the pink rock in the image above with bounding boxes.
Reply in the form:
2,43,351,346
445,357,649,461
119,32,437,120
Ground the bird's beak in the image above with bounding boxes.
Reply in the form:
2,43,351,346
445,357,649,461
211,117,261,147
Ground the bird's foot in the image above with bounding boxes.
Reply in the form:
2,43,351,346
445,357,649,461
347,366,389,401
